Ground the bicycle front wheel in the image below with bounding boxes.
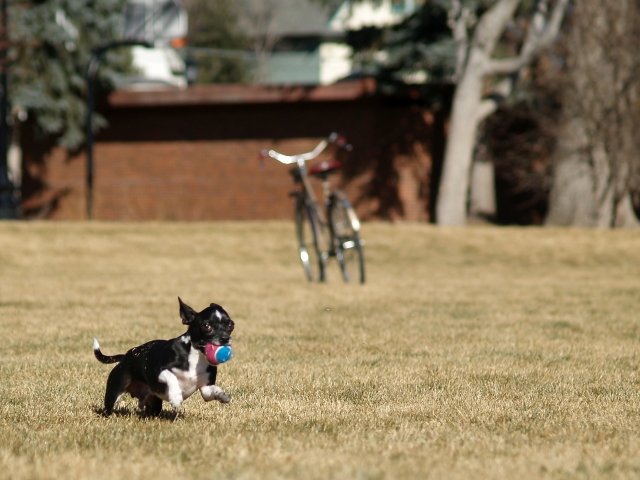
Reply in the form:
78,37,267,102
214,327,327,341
329,190,365,284
295,199,325,282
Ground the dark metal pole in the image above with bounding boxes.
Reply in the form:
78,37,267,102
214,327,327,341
85,40,151,220
0,0,18,219
85,52,99,220
0,0,6,177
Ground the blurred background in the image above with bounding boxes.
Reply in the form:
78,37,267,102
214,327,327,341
1,0,638,227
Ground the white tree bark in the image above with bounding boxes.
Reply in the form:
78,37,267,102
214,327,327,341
469,159,496,220
436,50,485,225
435,0,569,225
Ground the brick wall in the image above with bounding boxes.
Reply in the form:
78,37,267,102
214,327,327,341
21,81,446,221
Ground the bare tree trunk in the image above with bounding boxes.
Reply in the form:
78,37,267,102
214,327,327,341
545,118,597,226
436,0,569,225
546,0,640,228
436,51,484,225
239,0,278,83
469,159,496,221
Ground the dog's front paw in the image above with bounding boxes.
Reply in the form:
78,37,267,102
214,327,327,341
200,385,231,403
158,370,184,409
168,392,183,409
217,391,232,404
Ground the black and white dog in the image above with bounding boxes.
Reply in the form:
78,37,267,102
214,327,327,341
93,298,234,416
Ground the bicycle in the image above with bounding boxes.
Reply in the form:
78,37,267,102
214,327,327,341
261,133,366,284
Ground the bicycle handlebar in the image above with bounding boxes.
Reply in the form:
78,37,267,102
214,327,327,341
261,133,352,165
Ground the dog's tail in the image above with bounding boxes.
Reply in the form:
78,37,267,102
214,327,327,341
93,338,125,364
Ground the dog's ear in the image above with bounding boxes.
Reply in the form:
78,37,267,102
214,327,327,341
178,297,197,325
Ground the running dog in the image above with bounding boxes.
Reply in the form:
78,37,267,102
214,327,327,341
93,298,234,416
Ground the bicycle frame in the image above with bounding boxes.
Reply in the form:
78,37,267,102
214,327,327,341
262,133,365,283
263,134,344,225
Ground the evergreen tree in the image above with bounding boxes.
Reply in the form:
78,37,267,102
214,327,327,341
358,0,456,98
9,0,131,149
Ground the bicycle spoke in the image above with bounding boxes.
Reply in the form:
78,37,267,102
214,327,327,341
329,192,365,284
296,201,324,282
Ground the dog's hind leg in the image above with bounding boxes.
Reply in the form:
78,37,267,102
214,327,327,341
126,381,152,409
143,395,163,416
104,363,131,415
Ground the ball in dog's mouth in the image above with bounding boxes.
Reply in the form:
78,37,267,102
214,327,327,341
205,343,233,365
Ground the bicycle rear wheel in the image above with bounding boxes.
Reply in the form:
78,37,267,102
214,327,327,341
329,190,365,284
295,199,325,282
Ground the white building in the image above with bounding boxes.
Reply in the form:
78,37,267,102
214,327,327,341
241,0,422,86
123,0,189,88
122,0,422,88
319,0,421,84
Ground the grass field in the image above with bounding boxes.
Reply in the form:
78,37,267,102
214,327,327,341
1,221,640,479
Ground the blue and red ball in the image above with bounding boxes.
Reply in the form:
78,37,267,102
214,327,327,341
205,343,233,365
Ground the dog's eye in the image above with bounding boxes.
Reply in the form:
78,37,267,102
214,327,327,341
202,323,212,332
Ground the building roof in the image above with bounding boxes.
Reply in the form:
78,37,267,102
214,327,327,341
107,79,377,107
237,0,337,37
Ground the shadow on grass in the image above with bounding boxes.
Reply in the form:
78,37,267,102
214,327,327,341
93,405,180,422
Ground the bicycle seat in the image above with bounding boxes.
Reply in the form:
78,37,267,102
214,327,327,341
309,160,342,178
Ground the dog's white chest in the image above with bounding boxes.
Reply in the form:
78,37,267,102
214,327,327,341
170,347,210,398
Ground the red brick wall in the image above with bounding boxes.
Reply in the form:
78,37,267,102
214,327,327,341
21,84,446,221
93,139,318,221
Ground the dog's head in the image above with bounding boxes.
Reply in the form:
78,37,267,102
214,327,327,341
179,297,234,348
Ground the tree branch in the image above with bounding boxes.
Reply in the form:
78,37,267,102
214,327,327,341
448,0,472,82
486,0,569,76
476,77,515,122
474,0,520,54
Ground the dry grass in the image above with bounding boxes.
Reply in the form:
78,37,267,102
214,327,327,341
1,221,640,479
